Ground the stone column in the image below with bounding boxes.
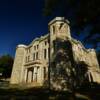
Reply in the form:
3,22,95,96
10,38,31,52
32,68,34,82
31,70,33,83
33,67,35,81
35,67,38,82
33,67,37,82
24,68,28,83
40,66,43,83
37,67,40,82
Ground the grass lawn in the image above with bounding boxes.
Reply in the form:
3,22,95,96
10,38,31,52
0,86,100,100
0,81,100,100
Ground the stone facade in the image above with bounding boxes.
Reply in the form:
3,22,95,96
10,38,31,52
10,17,100,90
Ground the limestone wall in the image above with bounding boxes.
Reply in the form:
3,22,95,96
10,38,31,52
72,40,99,68
72,40,100,83
88,49,99,67
10,45,26,84
22,35,49,85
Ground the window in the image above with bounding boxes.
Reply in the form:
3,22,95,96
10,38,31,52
52,25,55,34
34,45,39,50
37,45,39,49
45,41,47,45
43,67,46,79
34,46,36,50
28,56,30,62
53,40,56,52
47,38,49,44
33,53,35,60
29,48,31,53
26,57,27,62
36,52,38,59
44,49,47,59
26,49,28,53
26,47,31,53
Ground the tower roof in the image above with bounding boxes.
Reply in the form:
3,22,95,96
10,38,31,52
48,17,70,25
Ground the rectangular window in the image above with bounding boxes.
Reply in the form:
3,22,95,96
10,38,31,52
29,48,30,53
53,40,56,52
36,52,38,59
45,41,47,45
28,56,30,62
43,67,46,79
44,49,47,59
33,53,35,60
34,46,36,50
27,47,31,53
52,25,55,34
48,38,49,44
37,45,39,49
26,57,27,63
26,49,28,53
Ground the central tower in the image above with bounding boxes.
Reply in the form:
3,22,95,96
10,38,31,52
48,17,71,40
48,17,72,90
48,17,71,61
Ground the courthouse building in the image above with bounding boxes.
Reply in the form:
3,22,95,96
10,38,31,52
10,17,100,90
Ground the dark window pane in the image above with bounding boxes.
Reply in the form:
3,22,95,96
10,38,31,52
36,52,38,59
44,49,46,59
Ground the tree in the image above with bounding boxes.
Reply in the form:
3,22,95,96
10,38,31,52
50,39,88,99
0,55,13,79
43,0,100,49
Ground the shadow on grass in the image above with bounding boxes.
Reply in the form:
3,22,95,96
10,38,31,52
0,85,100,100
0,88,86,100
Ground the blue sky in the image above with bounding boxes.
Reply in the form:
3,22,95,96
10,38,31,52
0,0,97,57
0,0,51,57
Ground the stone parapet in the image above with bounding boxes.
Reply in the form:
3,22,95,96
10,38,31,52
48,17,70,25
